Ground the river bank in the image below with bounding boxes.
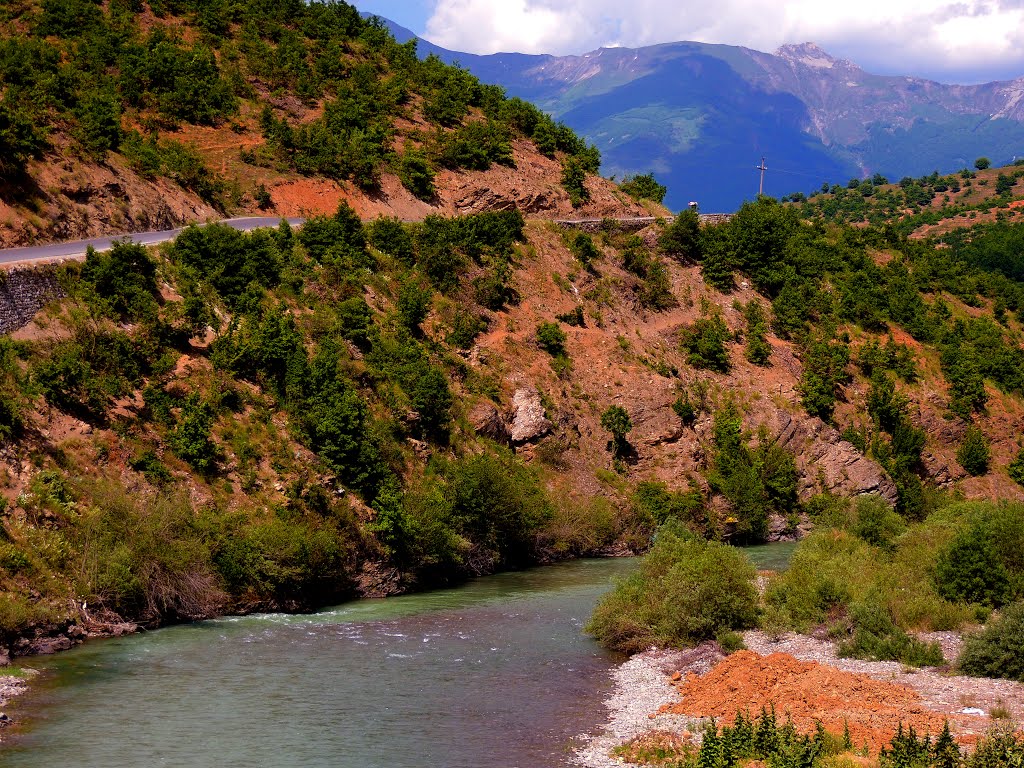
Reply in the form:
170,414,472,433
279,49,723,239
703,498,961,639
575,630,1024,767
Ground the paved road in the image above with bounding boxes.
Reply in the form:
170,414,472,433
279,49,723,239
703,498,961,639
0,216,305,266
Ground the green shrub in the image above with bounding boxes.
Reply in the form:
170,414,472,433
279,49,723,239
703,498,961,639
659,209,701,261
397,147,435,200
619,173,666,203
743,300,772,366
965,726,1024,768
76,485,222,622
169,395,220,474
396,277,432,332
569,232,601,267
398,450,552,576
367,217,416,265
934,525,1011,607
561,156,589,207
798,336,850,421
956,427,990,476
681,312,731,372
600,405,632,458
851,495,905,548
958,602,1024,682
33,329,141,419
1009,447,1024,487
708,405,798,542
81,241,159,319
172,222,283,305
632,481,705,528
536,321,568,357
836,600,945,667
586,528,758,654
446,309,487,349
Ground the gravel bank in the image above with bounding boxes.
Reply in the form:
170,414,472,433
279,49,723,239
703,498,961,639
0,673,29,739
573,648,713,768
574,632,1024,767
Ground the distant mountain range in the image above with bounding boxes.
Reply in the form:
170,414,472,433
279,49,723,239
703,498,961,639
374,16,1024,211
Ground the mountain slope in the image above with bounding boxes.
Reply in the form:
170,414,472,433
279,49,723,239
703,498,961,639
382,23,1024,212
0,2,650,249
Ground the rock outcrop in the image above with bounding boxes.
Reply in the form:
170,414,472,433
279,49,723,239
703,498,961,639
468,402,512,445
508,387,552,444
766,411,898,505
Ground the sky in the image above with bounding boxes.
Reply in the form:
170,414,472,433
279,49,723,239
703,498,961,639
353,0,1024,84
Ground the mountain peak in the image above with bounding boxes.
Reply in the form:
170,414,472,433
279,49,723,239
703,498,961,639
775,42,851,70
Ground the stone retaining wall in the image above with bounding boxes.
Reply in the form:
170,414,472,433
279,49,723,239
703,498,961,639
554,214,733,233
0,266,66,335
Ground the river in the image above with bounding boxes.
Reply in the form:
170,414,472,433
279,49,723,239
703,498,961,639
0,545,796,768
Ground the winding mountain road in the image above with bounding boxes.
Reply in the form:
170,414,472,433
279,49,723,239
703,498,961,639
0,217,306,266
0,214,690,267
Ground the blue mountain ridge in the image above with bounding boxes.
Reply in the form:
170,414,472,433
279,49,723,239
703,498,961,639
364,14,1024,212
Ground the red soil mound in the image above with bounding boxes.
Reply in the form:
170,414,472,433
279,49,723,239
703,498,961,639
661,651,984,754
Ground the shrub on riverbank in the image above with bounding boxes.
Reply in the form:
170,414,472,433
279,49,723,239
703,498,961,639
764,500,1024,668
958,602,1024,682
586,525,758,654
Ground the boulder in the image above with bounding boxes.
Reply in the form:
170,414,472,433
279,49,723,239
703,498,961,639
468,402,511,445
508,387,552,444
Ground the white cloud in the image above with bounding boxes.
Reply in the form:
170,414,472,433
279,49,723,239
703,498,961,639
423,0,1024,82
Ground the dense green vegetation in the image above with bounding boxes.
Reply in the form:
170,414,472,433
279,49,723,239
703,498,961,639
0,207,648,642
657,197,1024,515
786,164,1024,234
0,0,599,203
590,494,1024,681
586,524,758,654
615,714,1022,768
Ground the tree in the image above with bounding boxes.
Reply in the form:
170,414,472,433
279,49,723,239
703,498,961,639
1009,446,1024,487
561,156,589,207
535,321,567,357
681,312,731,373
975,157,991,170
620,173,666,203
600,405,632,457
956,427,991,476
743,301,771,366
659,209,701,261
0,99,45,176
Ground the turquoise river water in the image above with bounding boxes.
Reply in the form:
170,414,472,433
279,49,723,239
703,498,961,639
0,544,796,768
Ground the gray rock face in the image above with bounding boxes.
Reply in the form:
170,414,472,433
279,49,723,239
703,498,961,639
768,411,898,505
508,387,552,444
468,402,512,445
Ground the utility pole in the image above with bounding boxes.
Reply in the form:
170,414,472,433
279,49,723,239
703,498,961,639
756,156,767,197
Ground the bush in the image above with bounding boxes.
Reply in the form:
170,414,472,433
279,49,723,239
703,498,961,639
956,427,990,476
632,481,705,528
561,156,589,207
620,173,666,203
81,241,159,319
836,600,945,667
658,209,701,261
851,495,905,548
586,528,759,654
681,312,731,372
958,602,1024,682
169,395,219,474
536,321,568,357
1010,446,1024,487
76,485,223,622
600,405,632,457
934,525,1011,607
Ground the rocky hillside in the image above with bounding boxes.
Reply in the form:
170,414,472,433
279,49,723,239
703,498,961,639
0,0,651,249
1,1,1024,661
